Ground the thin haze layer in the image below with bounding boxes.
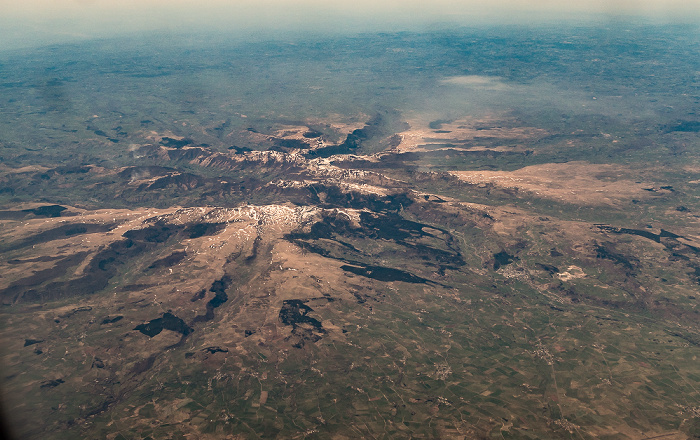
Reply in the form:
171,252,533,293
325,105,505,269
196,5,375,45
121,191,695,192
1,0,699,50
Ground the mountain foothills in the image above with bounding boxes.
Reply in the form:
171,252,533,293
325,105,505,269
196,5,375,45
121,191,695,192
1,26,700,439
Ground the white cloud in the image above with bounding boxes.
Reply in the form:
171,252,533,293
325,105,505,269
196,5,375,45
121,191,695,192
439,76,510,91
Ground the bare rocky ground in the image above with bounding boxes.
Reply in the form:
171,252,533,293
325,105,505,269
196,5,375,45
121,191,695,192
1,111,700,439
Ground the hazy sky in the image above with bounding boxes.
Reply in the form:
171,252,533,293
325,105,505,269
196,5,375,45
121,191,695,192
1,0,698,50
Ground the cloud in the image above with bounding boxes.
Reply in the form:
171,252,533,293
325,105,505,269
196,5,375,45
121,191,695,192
439,76,510,91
